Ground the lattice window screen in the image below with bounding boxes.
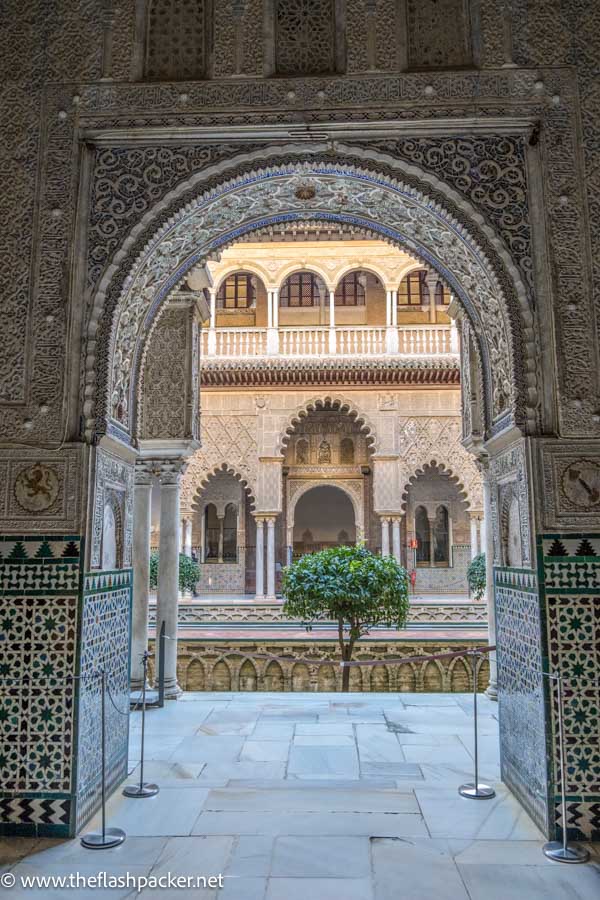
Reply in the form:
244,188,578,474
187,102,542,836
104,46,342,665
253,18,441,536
407,0,472,69
275,0,336,75
146,0,207,80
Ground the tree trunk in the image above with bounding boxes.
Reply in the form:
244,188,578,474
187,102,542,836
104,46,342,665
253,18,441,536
338,619,350,692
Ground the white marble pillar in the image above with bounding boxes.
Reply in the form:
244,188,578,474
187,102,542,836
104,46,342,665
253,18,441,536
255,517,265,598
217,517,224,563
392,517,401,562
385,290,399,353
479,517,485,559
328,289,336,353
482,471,498,699
267,290,279,354
131,464,152,690
380,517,390,556
156,461,184,699
266,517,276,599
184,518,193,557
179,519,184,553
470,515,479,559
208,290,217,355
428,517,436,567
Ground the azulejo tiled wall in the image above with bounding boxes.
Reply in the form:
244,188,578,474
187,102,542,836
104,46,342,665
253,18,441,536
75,570,132,832
0,539,132,837
494,567,550,836
0,536,81,836
540,535,600,842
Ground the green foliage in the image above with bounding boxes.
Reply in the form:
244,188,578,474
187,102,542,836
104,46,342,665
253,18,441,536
149,551,159,589
282,545,410,689
149,551,200,594
467,552,486,601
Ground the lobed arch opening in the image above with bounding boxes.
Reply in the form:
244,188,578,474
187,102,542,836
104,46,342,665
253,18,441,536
86,150,538,445
279,395,378,457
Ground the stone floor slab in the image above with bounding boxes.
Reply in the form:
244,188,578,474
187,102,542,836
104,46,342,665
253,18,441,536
271,835,371,877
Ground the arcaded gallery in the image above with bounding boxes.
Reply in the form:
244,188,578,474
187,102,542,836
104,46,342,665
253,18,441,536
0,1,598,897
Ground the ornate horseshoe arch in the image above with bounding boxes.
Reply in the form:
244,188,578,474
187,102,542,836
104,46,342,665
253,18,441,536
85,146,537,444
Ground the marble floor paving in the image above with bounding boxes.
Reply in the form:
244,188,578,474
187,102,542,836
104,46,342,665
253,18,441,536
1,692,598,899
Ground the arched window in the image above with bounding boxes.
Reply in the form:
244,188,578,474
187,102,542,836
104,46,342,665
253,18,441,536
296,438,309,465
435,280,450,305
398,270,428,306
335,272,367,306
223,504,238,562
415,506,431,566
280,272,323,308
433,505,450,565
146,0,208,81
217,274,256,310
275,0,337,76
340,437,355,464
204,504,219,561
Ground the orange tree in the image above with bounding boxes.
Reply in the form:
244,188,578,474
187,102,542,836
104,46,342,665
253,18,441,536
282,544,409,691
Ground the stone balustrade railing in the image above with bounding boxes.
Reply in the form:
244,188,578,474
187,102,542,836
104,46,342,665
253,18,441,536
201,324,455,358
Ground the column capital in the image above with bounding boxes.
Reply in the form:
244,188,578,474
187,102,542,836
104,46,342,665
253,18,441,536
134,459,154,486
156,458,188,485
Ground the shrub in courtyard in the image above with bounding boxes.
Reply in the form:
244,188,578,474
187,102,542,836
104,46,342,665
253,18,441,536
282,544,410,691
149,550,200,595
467,552,486,601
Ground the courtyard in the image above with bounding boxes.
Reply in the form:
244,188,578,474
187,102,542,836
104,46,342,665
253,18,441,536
2,692,598,899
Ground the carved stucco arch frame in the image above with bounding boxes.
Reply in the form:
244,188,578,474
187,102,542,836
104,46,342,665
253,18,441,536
278,393,379,456
85,144,537,442
400,459,481,512
185,462,257,512
286,479,364,545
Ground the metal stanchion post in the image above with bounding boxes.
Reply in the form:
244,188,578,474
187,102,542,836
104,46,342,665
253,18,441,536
459,651,495,800
123,653,159,798
157,621,165,708
543,672,590,864
81,670,126,848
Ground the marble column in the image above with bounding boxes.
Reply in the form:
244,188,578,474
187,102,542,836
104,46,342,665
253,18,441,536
179,519,184,553
131,463,152,691
428,517,436,567
479,516,485,560
208,290,217,355
266,516,276,599
255,517,265,598
380,517,390,556
470,515,479,559
184,518,193,557
482,469,498,699
217,517,224,563
391,517,402,562
328,290,336,353
267,290,279,354
156,460,184,699
386,290,399,353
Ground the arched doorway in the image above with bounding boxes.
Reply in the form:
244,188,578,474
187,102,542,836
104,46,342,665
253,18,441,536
82,152,570,845
292,484,356,557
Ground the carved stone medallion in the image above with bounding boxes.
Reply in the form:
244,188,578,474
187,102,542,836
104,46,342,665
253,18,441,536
560,460,600,509
14,463,60,512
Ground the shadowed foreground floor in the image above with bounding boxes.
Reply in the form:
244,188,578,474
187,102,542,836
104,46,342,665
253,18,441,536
1,693,598,898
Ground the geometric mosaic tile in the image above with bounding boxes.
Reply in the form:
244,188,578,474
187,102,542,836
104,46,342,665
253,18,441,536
0,535,81,837
75,569,132,832
541,533,600,841
494,566,550,835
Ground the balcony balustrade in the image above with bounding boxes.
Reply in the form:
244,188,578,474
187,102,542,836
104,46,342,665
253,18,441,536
201,324,456,359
